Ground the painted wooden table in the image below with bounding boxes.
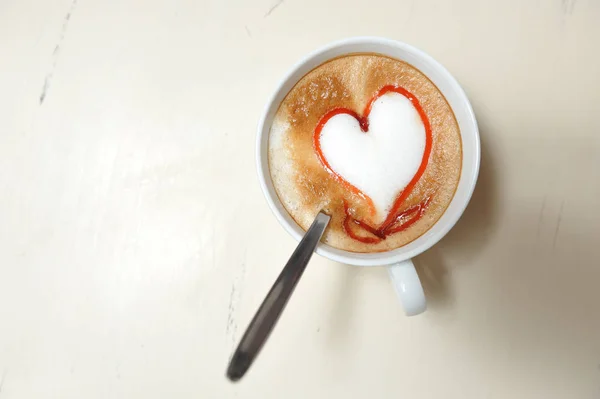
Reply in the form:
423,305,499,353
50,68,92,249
1,0,599,397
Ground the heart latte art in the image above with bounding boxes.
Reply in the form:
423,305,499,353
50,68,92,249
269,54,462,253
315,87,431,226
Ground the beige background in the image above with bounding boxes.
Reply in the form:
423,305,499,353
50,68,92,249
1,0,599,398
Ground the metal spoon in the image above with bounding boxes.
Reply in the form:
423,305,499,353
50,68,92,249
226,212,331,382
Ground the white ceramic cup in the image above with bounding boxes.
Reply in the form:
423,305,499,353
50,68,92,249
256,37,480,316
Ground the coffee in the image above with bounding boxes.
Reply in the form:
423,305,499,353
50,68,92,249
268,54,462,253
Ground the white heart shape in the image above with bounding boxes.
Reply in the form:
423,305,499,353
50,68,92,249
319,92,426,224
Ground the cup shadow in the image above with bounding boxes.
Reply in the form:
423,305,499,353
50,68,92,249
414,249,453,310
415,111,502,309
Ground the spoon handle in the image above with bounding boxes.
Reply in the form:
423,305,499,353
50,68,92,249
226,212,330,382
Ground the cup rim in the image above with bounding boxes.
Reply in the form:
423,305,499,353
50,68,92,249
256,36,480,266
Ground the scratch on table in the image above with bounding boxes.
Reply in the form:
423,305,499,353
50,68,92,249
39,0,78,104
536,195,547,239
211,223,216,270
226,251,248,347
226,281,238,338
561,0,576,15
0,369,7,394
552,200,564,251
244,25,252,38
264,0,284,17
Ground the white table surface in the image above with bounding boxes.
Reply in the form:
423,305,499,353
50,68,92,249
2,0,600,398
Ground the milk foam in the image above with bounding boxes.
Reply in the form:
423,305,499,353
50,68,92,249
319,92,426,224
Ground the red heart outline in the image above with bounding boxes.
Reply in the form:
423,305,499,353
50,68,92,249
313,85,433,243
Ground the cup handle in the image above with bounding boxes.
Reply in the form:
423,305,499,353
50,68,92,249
387,260,427,316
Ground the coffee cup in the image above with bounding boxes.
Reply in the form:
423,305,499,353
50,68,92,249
256,37,480,316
